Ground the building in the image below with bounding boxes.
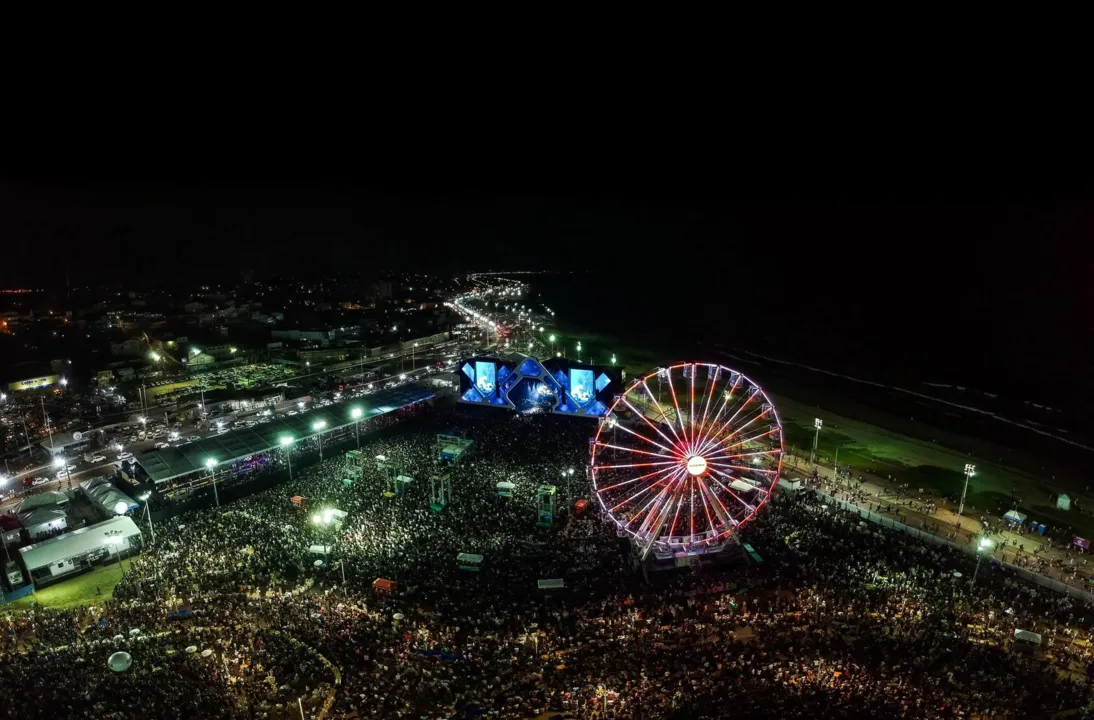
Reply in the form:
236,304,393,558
19,516,142,587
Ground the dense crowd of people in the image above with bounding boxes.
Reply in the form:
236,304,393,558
2,404,1094,718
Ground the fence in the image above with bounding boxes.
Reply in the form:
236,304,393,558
813,489,1094,606
1,584,34,604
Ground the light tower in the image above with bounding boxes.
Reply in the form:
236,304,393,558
958,463,976,518
809,418,822,465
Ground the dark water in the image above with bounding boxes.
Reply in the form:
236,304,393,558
531,275,1094,474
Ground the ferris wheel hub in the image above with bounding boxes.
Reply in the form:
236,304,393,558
685,456,707,476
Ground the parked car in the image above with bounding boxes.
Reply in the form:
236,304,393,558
186,435,200,442
32,476,50,486
118,451,134,461
154,442,169,449
90,454,106,463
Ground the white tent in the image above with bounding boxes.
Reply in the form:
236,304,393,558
1013,628,1042,644
1003,510,1027,525
1057,494,1071,511
18,507,68,540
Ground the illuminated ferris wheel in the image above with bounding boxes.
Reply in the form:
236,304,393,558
589,363,783,558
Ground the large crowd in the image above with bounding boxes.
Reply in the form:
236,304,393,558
2,405,1094,718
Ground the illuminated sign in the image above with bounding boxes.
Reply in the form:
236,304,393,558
7,375,60,392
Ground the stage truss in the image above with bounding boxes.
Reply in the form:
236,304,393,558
589,362,783,559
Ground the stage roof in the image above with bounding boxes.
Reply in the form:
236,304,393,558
135,385,433,484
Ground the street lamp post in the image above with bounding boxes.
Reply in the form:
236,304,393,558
549,334,556,357
139,492,155,545
205,458,219,507
810,418,823,466
957,463,976,519
974,536,994,584
351,408,363,450
576,341,582,362
280,436,295,481
313,420,327,461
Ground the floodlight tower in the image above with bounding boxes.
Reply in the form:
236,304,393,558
958,463,976,518
809,418,822,465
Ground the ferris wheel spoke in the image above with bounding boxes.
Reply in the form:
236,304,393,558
640,380,687,454
714,426,780,455
697,408,773,457
622,397,683,455
597,464,682,494
696,475,736,528
630,472,681,531
701,373,742,443
702,391,758,454
663,369,690,454
689,477,696,540
594,460,679,471
594,442,679,461
667,487,686,538
688,363,697,449
610,413,683,457
703,448,782,463
696,475,716,534
695,364,721,449
609,473,675,513
707,469,758,516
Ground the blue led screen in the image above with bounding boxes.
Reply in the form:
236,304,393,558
475,360,497,400
569,368,596,407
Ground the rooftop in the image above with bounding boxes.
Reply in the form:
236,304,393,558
135,384,434,484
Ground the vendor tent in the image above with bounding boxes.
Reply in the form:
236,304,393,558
79,477,137,518
16,492,70,512
18,507,68,540
1003,510,1027,525
1014,628,1042,644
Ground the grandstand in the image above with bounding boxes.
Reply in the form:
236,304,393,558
134,385,433,485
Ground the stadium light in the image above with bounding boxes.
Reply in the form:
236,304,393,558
60,377,68,386
53,457,64,468
280,436,295,481
205,458,220,506
958,463,976,518
809,418,822,465
149,351,160,361
313,420,327,461
974,534,994,584
351,407,363,419
205,458,216,468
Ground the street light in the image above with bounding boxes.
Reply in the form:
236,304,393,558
149,351,160,362
280,436,295,481
313,420,327,461
974,535,994,584
60,377,68,386
139,492,155,544
958,463,976,518
205,457,219,507
810,418,823,465
351,407,363,449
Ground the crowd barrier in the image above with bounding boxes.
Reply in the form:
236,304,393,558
813,489,1094,606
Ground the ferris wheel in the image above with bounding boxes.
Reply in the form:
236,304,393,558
589,362,783,558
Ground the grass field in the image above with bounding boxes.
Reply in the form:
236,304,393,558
2,564,126,613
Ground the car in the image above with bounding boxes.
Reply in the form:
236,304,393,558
90,454,106,463
154,442,169,449
118,451,134,460
32,476,50,486
186,435,200,442
216,427,229,435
